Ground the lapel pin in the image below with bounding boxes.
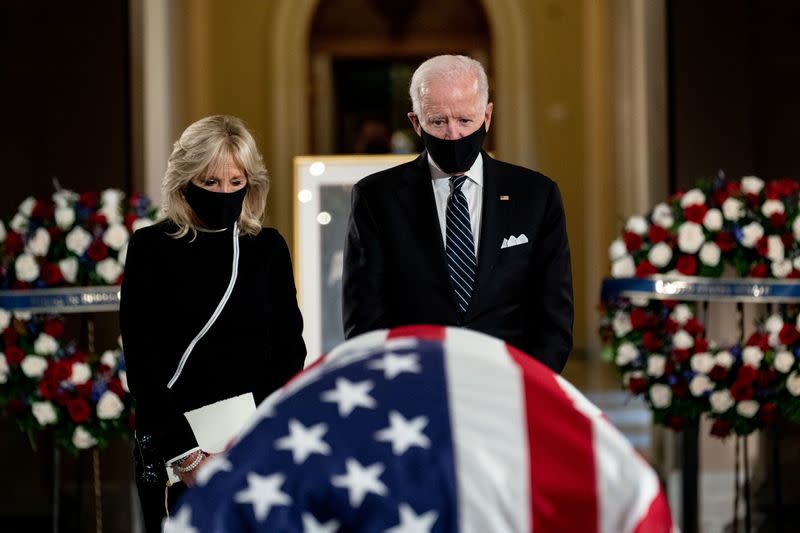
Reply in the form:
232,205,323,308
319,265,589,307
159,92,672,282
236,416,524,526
500,195,510,201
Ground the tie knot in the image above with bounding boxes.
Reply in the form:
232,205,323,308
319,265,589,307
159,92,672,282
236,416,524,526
450,175,468,192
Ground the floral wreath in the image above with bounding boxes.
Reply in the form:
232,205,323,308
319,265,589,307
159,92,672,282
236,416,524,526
0,189,157,452
600,175,800,438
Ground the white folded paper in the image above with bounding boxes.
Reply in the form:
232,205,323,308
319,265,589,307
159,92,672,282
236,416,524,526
183,392,256,454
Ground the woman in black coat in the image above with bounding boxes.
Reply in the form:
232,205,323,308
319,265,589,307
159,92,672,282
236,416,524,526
119,115,306,531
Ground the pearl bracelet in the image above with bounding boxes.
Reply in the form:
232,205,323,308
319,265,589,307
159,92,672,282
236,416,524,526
172,451,205,474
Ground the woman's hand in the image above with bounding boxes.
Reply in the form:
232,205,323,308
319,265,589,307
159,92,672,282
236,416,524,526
174,450,215,486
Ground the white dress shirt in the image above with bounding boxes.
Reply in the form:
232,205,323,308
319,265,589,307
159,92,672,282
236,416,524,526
428,153,483,255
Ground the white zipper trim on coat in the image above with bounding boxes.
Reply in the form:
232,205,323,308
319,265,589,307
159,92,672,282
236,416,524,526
167,223,240,389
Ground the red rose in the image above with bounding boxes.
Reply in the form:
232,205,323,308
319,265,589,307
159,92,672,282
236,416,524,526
757,368,777,388
630,308,648,329
694,338,709,353
41,263,64,286
43,318,65,339
737,364,758,384
749,263,768,278
38,377,59,400
5,346,24,365
648,224,669,244
88,212,108,226
759,402,778,424
782,233,794,250
755,236,770,258
628,376,648,394
745,192,761,208
778,178,800,196
684,204,708,224
730,381,754,401
31,201,54,220
770,212,788,230
788,269,800,279
623,231,643,252
779,324,800,345
67,398,90,423
3,326,18,346
711,189,729,207
667,416,686,431
673,349,691,363
643,331,661,351
636,261,658,277
11,280,30,290
664,318,679,334
676,255,697,276
709,365,728,381
47,226,62,240
54,391,70,407
108,378,126,398
684,318,704,336
79,191,98,208
5,231,24,254
746,332,770,351
86,240,109,261
710,419,732,438
715,231,735,252
71,351,89,363
52,360,71,381
124,213,138,230
75,382,93,398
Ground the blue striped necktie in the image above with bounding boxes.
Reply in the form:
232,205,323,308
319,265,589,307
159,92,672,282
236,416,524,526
446,175,476,314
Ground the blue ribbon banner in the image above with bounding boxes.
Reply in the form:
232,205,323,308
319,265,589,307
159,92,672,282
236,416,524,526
602,276,800,303
0,286,120,313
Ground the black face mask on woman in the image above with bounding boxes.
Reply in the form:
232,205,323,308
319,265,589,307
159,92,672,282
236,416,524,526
184,182,247,230
420,122,487,174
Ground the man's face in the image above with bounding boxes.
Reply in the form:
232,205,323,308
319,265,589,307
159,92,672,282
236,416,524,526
408,74,493,140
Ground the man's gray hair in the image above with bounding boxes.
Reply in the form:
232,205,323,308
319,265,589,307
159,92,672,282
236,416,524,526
409,55,489,116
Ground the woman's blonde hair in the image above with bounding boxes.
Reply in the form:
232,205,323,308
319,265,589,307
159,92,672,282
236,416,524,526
160,115,269,238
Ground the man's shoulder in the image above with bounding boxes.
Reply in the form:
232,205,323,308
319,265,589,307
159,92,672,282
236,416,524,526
487,155,556,192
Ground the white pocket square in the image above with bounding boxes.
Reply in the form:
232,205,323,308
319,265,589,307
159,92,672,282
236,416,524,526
500,234,528,249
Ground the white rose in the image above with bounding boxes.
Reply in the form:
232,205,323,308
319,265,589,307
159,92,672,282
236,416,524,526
743,346,764,367
615,342,639,366
0,354,9,384
787,372,800,396
0,308,11,331
118,243,128,266
630,296,650,307
100,350,118,368
677,222,705,254
793,216,800,242
699,242,721,267
762,199,785,217
651,203,674,229
649,384,672,408
690,352,715,374
101,188,124,207
647,354,666,377
132,218,155,232
52,189,78,208
14,311,31,321
32,402,58,426
767,235,785,262
69,362,92,385
96,391,124,420
608,239,627,261
622,370,644,387
680,188,707,208
15,254,40,282
625,215,649,235
99,205,123,224
710,389,734,413
119,370,129,393
55,206,76,229
21,355,48,378
673,330,695,350
611,255,636,278
772,259,792,279
794,256,800,271
59,257,78,284
0,220,6,243
741,176,764,195
66,226,93,256
10,214,29,235
740,222,764,248
648,242,673,268
774,350,795,373
33,333,58,355
96,258,123,284
102,223,129,251
736,400,760,418
765,314,785,334
18,196,36,217
670,304,694,325
702,208,723,231
715,350,734,369
722,197,745,221
689,375,714,397
612,311,633,337
72,427,98,450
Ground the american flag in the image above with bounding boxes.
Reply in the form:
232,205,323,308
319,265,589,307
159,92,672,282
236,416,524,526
163,325,673,532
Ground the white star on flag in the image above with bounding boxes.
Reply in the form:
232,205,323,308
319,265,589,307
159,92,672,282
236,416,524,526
386,503,439,533
234,472,291,521
331,458,388,507
301,512,340,533
375,410,431,455
162,506,197,533
195,455,233,487
321,377,377,417
367,352,421,379
274,419,332,464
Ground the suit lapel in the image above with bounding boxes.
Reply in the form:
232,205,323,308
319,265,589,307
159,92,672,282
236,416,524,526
466,152,514,319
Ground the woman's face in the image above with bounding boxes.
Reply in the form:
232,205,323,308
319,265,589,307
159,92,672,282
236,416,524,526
193,154,247,193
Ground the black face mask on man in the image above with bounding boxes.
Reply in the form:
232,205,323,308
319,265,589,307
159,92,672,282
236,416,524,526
184,182,247,230
420,122,487,174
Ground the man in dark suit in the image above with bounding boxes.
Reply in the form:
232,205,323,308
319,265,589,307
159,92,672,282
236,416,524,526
342,55,573,372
